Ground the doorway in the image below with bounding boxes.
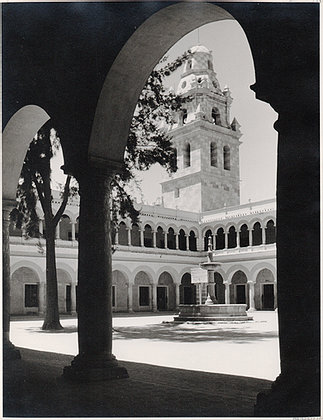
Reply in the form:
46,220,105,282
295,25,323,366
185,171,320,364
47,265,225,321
236,284,246,304
157,286,168,311
262,283,275,310
66,285,72,313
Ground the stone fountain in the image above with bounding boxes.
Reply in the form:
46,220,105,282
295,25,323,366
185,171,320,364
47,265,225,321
174,238,252,322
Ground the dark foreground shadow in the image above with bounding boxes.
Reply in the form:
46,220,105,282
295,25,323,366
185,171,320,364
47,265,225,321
4,348,272,417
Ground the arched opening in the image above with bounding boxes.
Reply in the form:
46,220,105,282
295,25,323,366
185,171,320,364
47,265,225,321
131,223,141,246
223,145,231,170
112,270,128,312
211,107,221,125
265,220,276,244
156,226,165,248
230,270,248,307
204,229,213,251
215,227,225,250
178,229,187,251
252,222,262,246
180,272,196,304
134,271,152,311
239,224,249,247
59,215,72,241
210,142,217,167
228,226,237,248
118,221,128,246
167,227,176,249
11,267,40,315
255,268,276,310
189,230,197,251
143,224,153,247
214,272,225,303
183,143,191,168
158,272,175,310
182,109,188,125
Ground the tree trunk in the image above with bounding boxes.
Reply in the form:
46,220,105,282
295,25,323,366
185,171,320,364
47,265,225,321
42,225,63,330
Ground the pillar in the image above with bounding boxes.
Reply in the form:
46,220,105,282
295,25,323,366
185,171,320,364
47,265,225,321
71,221,76,241
114,230,119,245
247,281,255,312
139,229,144,247
175,233,179,250
185,234,189,250
236,230,240,248
127,227,131,246
163,231,167,248
152,230,156,248
224,231,228,249
152,285,157,312
175,283,180,308
3,200,21,360
249,229,253,247
224,282,230,304
128,283,134,313
261,225,266,245
63,165,128,381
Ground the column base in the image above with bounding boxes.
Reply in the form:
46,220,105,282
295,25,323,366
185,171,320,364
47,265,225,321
3,339,21,361
247,307,256,313
63,353,129,382
254,367,320,417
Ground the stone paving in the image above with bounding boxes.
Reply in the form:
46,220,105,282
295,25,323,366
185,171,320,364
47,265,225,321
10,310,280,380
4,311,279,417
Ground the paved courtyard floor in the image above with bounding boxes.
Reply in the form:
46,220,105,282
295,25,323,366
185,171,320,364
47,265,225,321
10,310,280,380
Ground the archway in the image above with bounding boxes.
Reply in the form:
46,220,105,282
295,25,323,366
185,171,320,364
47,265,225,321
157,272,175,310
180,272,196,304
11,267,41,315
255,268,276,310
133,271,153,311
230,270,248,307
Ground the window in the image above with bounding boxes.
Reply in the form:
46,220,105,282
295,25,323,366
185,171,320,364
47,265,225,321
223,146,231,170
182,109,187,125
212,108,221,125
204,229,213,251
139,286,150,306
228,226,237,248
25,284,39,307
118,221,128,245
252,222,262,246
208,60,212,70
175,188,180,198
131,223,140,246
156,226,165,248
216,228,225,250
189,231,197,251
266,220,276,244
183,143,191,168
210,142,217,167
144,224,153,247
167,227,176,249
187,59,192,69
178,229,187,251
240,224,249,247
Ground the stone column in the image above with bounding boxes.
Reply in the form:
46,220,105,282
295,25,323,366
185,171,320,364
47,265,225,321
152,285,157,312
236,230,240,248
224,281,230,304
63,165,128,381
163,231,167,249
185,234,189,250
152,230,156,248
175,234,179,250
261,225,266,245
139,229,144,247
127,228,131,246
247,281,255,312
39,219,44,235
114,230,119,245
175,283,180,308
249,229,253,247
128,283,134,313
71,282,77,314
224,230,228,249
71,222,76,241
55,222,60,240
3,200,21,360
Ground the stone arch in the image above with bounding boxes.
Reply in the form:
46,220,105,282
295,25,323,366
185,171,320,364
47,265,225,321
2,105,50,202
133,270,153,311
118,221,128,246
158,271,176,310
167,227,176,250
255,268,276,310
59,214,72,241
188,230,197,251
215,227,225,250
89,3,237,168
230,270,249,307
180,272,196,304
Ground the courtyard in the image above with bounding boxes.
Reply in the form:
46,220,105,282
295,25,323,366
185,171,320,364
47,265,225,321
10,310,280,381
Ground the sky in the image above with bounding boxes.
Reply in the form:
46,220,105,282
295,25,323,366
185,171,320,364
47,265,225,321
53,20,278,206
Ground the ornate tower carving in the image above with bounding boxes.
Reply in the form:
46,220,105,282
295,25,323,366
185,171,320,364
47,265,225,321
161,45,242,213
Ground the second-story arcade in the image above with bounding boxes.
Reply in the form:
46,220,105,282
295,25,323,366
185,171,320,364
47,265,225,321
161,45,242,213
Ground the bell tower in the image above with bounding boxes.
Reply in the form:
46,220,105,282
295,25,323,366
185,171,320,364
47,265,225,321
161,45,242,213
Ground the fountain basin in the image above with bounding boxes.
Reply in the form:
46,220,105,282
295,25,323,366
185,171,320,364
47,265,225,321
174,304,252,322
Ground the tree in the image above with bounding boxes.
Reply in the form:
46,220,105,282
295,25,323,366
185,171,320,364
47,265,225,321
12,126,76,330
12,51,190,329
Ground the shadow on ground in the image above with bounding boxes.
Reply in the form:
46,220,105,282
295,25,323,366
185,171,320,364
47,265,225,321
4,348,272,417
112,322,278,343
